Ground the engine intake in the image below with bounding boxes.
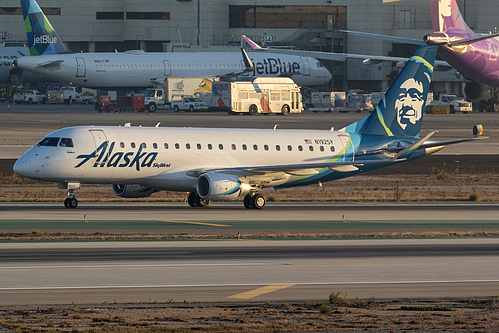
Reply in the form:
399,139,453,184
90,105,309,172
197,172,250,201
112,184,155,198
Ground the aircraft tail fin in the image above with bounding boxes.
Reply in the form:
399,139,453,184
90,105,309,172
344,46,437,138
429,0,473,33
21,0,73,56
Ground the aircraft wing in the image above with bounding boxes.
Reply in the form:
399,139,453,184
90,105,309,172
341,30,426,45
191,157,406,177
241,35,450,70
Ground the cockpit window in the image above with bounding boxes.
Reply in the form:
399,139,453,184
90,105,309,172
37,137,60,147
59,138,74,147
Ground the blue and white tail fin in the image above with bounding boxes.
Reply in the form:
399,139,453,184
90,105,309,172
21,0,73,56
344,46,437,138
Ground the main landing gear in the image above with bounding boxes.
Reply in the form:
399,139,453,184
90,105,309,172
64,189,78,209
243,193,266,209
187,191,210,207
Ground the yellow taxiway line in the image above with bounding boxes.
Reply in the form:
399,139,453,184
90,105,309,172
227,284,295,299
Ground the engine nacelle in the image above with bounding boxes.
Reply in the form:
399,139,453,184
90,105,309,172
197,172,250,201
112,184,155,198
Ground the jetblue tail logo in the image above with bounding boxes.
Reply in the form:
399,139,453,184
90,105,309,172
21,0,72,56
345,46,437,138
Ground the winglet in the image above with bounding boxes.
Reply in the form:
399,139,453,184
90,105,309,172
242,35,266,51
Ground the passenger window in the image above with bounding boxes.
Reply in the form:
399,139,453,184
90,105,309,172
131,143,136,148
231,144,236,150
208,144,213,150
298,145,303,152
175,143,180,149
164,143,169,149
309,146,314,152
287,145,292,151
219,144,224,150
330,146,335,152
264,145,269,151
242,144,247,151
120,142,125,149
320,146,325,152
276,145,281,151
186,143,191,149
141,143,146,148
253,144,258,151
59,138,74,148
197,143,202,149
153,143,158,149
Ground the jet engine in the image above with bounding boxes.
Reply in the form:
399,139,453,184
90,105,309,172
112,184,155,198
197,172,250,201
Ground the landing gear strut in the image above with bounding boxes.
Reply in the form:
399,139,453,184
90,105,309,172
187,191,210,207
243,193,266,209
64,189,78,209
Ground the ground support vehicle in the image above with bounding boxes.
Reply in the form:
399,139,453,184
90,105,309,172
95,95,146,113
13,90,47,104
61,86,95,105
211,77,303,115
425,94,472,114
171,97,207,112
144,77,216,112
309,91,346,112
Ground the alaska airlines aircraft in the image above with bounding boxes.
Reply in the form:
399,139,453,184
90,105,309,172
13,46,484,209
13,0,331,89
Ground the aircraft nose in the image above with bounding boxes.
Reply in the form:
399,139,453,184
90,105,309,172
13,154,32,178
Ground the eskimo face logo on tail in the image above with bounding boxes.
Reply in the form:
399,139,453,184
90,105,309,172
395,78,425,130
438,0,453,31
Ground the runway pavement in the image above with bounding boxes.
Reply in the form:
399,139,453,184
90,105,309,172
1,239,499,305
1,202,498,234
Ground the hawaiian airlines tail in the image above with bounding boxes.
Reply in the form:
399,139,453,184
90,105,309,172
21,0,73,55
429,0,473,33
344,46,437,138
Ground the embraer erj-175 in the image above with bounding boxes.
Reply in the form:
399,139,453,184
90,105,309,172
13,0,331,89
14,46,484,209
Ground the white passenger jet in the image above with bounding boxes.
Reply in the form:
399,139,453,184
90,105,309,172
13,0,332,89
13,46,484,209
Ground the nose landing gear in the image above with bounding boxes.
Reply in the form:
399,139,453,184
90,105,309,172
60,182,80,209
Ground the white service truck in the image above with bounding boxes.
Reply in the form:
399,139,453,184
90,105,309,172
425,94,472,114
13,90,47,104
60,86,96,105
171,97,208,112
144,77,217,112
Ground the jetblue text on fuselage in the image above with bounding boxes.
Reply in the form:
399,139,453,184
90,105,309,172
33,35,58,46
75,141,159,171
251,57,301,76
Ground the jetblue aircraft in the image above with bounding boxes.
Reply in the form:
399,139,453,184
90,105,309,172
13,0,331,89
14,46,484,209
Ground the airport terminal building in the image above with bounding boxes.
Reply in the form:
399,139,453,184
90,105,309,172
2,0,499,93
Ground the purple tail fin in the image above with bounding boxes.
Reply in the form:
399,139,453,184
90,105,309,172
429,0,473,33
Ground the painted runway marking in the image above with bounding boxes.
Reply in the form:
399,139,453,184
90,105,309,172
227,284,295,299
0,263,268,270
160,220,231,227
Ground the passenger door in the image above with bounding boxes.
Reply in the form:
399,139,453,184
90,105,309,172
76,57,86,77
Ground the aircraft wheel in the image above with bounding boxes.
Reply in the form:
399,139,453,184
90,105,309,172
187,192,198,207
243,194,253,209
196,196,210,207
251,194,266,209
64,197,78,209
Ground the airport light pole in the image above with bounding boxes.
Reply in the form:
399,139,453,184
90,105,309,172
197,0,201,45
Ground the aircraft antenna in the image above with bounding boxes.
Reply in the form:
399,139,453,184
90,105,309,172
155,122,161,128
273,124,279,130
